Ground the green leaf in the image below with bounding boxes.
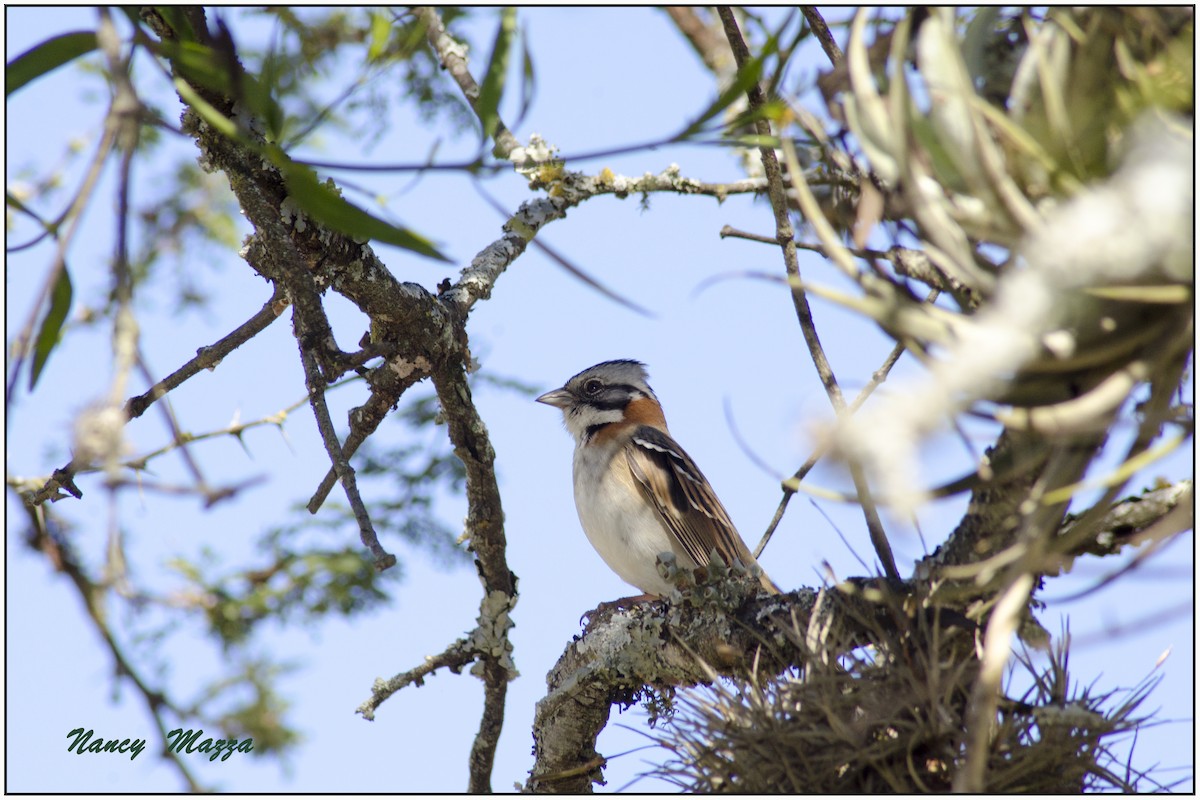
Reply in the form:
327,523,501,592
6,31,98,96
477,7,517,149
512,21,537,132
722,133,782,149
174,77,239,139
152,6,201,43
269,149,449,261
164,40,234,93
29,265,73,390
157,39,284,140
676,39,777,141
367,10,392,62
175,78,445,261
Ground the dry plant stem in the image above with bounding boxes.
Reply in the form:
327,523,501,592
717,6,899,584
956,572,1034,792
801,6,844,66
297,338,395,571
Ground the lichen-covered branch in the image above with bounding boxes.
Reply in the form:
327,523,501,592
415,6,521,159
430,358,517,793
357,638,477,721
527,588,823,793
526,462,1190,792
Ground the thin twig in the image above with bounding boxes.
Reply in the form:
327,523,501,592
134,353,211,493
430,361,515,793
125,285,286,419
414,6,521,159
801,7,844,66
297,339,395,572
356,638,477,721
717,7,899,584
754,334,912,558
5,96,119,415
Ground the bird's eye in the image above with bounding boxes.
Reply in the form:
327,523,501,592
583,379,602,396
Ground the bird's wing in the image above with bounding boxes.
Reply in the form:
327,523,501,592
625,425,776,592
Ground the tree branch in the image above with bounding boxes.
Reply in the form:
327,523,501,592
415,6,521,160
357,638,477,721
664,7,734,76
297,337,394,572
801,6,844,66
430,357,516,793
526,462,1192,792
125,284,287,419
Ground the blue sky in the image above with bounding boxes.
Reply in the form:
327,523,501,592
6,7,1193,792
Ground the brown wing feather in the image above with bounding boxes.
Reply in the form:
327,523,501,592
626,426,777,593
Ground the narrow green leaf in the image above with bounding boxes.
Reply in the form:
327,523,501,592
270,150,449,262
6,31,97,96
477,7,517,147
157,38,285,140
511,21,537,132
153,6,200,43
175,76,444,261
722,134,783,149
167,40,236,94
174,77,239,139
676,48,771,140
367,11,391,62
29,265,73,390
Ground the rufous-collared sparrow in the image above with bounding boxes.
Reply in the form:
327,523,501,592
537,359,778,597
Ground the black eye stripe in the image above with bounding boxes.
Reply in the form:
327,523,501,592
579,382,638,397
599,385,642,405
588,395,630,411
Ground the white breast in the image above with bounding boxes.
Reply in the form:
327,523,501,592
572,440,687,595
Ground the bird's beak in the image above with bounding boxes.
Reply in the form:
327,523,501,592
536,387,572,408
